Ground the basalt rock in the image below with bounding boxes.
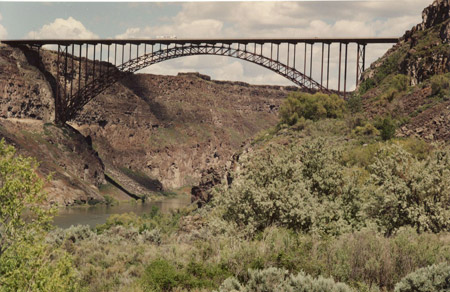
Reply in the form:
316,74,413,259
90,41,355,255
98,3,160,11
363,0,450,86
0,42,290,202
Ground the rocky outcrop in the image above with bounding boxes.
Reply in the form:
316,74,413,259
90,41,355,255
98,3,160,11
399,0,450,83
360,0,450,143
0,42,291,202
0,44,55,121
420,0,450,32
0,44,108,205
363,0,450,86
73,72,289,191
191,168,221,207
0,119,105,206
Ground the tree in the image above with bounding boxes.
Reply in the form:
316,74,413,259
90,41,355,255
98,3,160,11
0,139,77,291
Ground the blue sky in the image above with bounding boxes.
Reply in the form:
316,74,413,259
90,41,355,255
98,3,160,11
0,1,433,88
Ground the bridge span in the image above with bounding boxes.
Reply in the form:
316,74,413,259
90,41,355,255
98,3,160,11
1,37,398,124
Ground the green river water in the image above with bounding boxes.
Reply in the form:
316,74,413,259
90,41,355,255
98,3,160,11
52,195,192,229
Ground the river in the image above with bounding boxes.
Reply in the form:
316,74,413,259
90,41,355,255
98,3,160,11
52,195,192,229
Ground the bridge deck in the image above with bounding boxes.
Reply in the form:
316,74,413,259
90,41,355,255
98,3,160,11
1,37,399,46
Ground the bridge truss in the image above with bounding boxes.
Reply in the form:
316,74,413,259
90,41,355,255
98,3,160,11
1,38,398,124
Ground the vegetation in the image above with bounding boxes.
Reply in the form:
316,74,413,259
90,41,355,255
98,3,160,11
0,139,77,291
216,268,353,292
279,92,346,125
213,139,361,235
394,263,450,292
375,116,397,140
430,73,450,98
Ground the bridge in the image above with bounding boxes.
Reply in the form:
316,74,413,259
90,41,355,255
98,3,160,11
1,38,398,124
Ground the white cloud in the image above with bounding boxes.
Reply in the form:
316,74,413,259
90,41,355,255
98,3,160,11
0,13,6,39
26,17,98,39
115,19,223,39
114,0,432,88
0,24,7,39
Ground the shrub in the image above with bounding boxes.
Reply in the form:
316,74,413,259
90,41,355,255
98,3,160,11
97,212,143,233
366,144,450,235
104,195,118,206
352,123,380,137
141,259,180,291
47,225,95,246
279,92,346,125
358,78,376,95
391,74,410,92
430,73,450,98
374,116,396,140
382,88,399,103
347,94,363,113
141,258,230,291
214,139,363,235
216,267,354,292
394,263,450,292
0,139,77,291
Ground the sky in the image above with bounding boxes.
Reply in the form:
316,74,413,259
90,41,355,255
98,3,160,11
0,0,433,89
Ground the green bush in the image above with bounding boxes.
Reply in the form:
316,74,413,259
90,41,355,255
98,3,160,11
279,92,346,125
352,123,380,137
347,94,363,113
430,73,450,98
374,116,396,140
366,144,450,235
214,139,363,235
141,259,180,291
141,258,230,291
0,139,77,291
104,195,118,206
358,78,376,95
216,267,353,292
391,74,410,92
382,88,399,103
394,263,450,292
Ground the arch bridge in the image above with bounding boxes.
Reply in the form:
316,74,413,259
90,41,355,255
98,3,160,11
2,38,398,124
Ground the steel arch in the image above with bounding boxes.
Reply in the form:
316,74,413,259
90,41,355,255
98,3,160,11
63,43,329,123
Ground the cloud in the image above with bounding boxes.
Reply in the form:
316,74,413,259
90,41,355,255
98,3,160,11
26,17,98,39
114,0,431,88
0,24,7,39
115,19,223,39
0,13,6,39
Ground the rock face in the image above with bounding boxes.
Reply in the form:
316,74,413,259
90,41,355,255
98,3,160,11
0,44,54,121
0,45,106,205
360,0,450,143
74,72,290,190
400,0,450,83
0,119,105,206
363,0,450,86
190,168,221,207
0,43,292,202
421,0,450,31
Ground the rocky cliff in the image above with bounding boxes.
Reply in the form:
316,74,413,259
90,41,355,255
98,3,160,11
364,0,450,85
74,72,290,191
0,43,291,203
360,0,450,141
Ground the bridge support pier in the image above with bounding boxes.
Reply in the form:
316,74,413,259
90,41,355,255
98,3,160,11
356,43,367,86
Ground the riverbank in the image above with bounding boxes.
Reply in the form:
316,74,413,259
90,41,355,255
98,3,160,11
52,195,192,228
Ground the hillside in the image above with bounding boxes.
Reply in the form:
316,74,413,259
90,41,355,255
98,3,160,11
359,0,450,140
0,43,291,204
